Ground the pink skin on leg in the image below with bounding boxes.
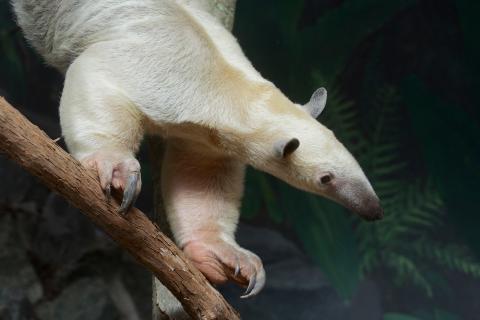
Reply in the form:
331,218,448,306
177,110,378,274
162,140,265,297
183,239,265,296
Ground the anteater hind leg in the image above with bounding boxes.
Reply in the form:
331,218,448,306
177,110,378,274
161,138,266,298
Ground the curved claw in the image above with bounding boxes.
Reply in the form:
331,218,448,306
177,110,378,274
105,184,112,202
118,172,140,214
240,268,266,299
241,271,256,298
234,257,241,278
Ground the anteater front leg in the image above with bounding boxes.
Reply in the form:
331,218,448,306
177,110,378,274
60,53,144,213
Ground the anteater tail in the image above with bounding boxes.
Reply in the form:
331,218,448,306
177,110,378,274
11,0,72,70
11,0,101,72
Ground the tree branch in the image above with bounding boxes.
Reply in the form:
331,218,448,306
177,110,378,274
0,97,240,320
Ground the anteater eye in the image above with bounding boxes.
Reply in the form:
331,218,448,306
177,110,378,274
320,174,332,185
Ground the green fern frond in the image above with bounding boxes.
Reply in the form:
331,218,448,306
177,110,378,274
259,81,477,299
414,242,480,278
321,91,367,154
352,86,460,296
384,252,433,297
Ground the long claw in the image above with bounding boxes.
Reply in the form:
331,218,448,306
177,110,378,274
234,258,240,278
105,184,112,202
240,268,266,299
118,173,139,214
241,271,256,298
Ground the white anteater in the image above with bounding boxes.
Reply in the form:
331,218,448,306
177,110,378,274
12,0,383,298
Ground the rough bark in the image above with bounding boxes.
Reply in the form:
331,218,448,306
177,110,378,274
0,97,240,320
150,1,237,319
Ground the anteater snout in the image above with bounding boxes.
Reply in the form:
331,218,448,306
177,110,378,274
358,197,384,221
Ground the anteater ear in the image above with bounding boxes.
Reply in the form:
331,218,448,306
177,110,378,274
274,138,300,158
304,87,327,118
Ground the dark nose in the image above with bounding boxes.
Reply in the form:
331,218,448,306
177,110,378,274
359,197,384,221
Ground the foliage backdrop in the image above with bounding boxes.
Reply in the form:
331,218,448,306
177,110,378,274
0,0,479,319
234,0,480,319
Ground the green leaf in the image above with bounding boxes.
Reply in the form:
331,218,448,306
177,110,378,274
257,173,284,223
292,196,360,300
242,165,361,299
384,314,423,320
401,76,480,256
433,309,460,320
241,168,263,219
455,0,480,120
302,0,417,82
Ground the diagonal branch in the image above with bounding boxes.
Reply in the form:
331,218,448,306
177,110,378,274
0,97,240,320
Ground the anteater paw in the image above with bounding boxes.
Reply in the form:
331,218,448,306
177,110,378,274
81,151,141,214
183,239,265,298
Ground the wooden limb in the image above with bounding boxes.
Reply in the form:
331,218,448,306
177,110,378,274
0,97,240,320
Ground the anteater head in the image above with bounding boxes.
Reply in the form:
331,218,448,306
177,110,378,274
251,87,383,221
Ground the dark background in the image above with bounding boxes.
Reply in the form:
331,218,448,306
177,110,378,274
1,0,480,319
